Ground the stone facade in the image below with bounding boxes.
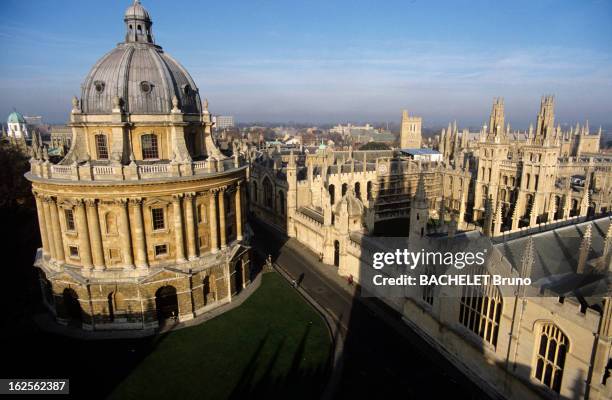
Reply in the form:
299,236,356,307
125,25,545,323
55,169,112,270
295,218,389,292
248,98,612,399
27,1,252,331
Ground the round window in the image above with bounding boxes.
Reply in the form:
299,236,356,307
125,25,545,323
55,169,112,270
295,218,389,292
140,81,152,93
94,80,105,93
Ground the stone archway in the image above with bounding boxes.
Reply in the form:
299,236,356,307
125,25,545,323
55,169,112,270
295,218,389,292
63,288,82,325
155,286,178,323
233,261,244,295
333,240,340,267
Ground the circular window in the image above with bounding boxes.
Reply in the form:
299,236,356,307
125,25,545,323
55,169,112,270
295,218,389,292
94,80,105,93
140,81,152,93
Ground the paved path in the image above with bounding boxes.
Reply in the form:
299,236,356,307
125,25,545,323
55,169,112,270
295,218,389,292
252,221,494,399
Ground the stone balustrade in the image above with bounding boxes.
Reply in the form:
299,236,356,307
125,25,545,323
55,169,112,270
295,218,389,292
30,157,243,182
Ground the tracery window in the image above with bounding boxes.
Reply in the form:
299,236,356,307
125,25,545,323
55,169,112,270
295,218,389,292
421,265,435,306
459,278,502,347
263,178,273,209
95,134,109,160
141,134,159,159
278,191,285,215
534,323,568,393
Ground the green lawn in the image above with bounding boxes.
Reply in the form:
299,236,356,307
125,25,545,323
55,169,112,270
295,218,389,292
108,272,332,400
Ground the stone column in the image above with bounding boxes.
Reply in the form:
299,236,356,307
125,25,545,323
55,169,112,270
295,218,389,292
173,194,186,262
235,184,243,241
34,193,50,258
85,199,105,270
118,199,134,269
184,193,197,260
49,197,65,263
129,198,148,270
42,197,56,261
209,190,218,253
75,200,93,269
218,187,227,249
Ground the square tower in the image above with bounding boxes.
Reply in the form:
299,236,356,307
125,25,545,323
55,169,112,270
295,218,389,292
400,110,422,148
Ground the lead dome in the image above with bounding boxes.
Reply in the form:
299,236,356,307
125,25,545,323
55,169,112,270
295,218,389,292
80,0,202,115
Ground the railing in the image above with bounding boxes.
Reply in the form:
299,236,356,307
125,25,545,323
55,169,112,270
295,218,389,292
51,165,72,175
93,165,114,175
34,158,244,182
193,161,207,170
139,164,168,174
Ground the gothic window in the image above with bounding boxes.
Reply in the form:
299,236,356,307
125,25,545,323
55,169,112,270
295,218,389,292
278,191,285,215
263,178,273,209
152,208,165,230
252,181,258,202
421,265,435,306
526,174,531,190
355,182,361,199
105,212,117,235
65,209,75,231
459,277,502,348
141,134,159,160
95,134,109,160
342,183,348,196
328,184,335,205
534,175,539,191
367,181,372,200
534,323,568,393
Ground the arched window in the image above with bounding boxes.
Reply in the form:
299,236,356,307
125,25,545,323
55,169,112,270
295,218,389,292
525,174,531,190
342,183,348,196
421,264,435,306
355,182,361,200
278,191,285,215
328,184,335,205
252,181,258,202
367,181,372,200
141,134,159,159
105,212,117,235
534,323,569,393
108,291,126,321
459,275,502,348
95,134,109,160
263,178,273,209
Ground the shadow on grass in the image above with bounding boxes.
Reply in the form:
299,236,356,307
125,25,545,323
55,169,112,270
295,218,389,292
229,324,331,400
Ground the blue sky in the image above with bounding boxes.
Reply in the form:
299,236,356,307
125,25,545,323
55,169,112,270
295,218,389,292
1,0,611,126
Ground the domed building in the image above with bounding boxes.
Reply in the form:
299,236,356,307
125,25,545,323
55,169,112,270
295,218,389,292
27,1,251,331
7,110,29,139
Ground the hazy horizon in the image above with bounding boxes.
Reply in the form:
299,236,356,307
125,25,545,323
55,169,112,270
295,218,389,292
1,0,611,127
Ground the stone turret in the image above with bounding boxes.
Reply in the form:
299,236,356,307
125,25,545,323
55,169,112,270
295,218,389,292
493,201,503,236
519,236,535,296
602,222,612,271
577,224,592,274
410,174,429,239
483,195,493,236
